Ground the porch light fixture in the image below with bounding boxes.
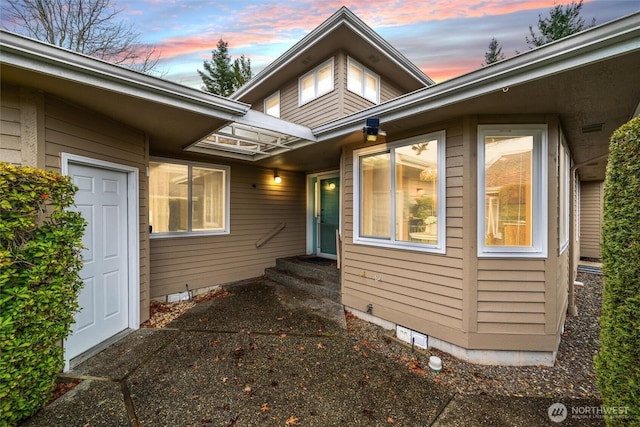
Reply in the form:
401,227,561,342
363,117,385,142
274,170,282,184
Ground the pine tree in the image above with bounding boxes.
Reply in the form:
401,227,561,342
526,0,595,48
482,38,505,66
198,39,252,96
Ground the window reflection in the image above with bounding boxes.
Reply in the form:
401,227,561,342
484,136,533,247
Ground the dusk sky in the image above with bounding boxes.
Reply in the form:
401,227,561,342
7,1,640,87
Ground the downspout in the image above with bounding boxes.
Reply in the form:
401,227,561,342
568,152,608,316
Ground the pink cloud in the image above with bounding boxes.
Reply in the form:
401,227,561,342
227,0,565,30
153,1,570,66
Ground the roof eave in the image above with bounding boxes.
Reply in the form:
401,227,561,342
230,6,433,100
312,11,640,140
0,30,251,118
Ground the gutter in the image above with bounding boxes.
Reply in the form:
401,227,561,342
0,30,250,118
311,11,640,141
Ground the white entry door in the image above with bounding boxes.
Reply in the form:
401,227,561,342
65,163,129,361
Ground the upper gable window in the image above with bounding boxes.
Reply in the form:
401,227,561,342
265,91,280,117
347,57,380,104
299,58,334,105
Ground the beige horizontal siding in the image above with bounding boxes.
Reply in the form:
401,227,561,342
343,115,567,353
477,260,547,335
556,250,569,330
150,167,306,298
279,55,342,128
1,86,22,165
342,121,466,340
43,95,151,321
580,181,603,259
342,91,373,116
276,51,410,127
380,79,404,102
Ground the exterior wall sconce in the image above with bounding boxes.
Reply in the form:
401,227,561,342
274,170,282,184
363,118,386,142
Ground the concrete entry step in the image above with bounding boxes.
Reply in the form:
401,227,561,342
265,256,341,303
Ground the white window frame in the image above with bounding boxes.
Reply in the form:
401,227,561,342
149,157,230,238
353,131,447,254
298,58,334,106
264,91,280,118
559,134,570,253
477,124,548,258
347,57,380,104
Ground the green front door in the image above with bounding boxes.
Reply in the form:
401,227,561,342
317,176,339,257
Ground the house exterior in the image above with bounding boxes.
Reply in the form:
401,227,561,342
580,181,604,260
2,7,639,369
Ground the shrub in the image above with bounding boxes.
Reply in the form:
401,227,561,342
595,116,640,426
0,163,86,426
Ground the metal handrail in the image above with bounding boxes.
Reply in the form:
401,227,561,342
255,222,286,248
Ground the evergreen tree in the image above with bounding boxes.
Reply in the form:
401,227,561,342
595,116,640,426
526,0,595,48
198,39,252,96
482,38,505,66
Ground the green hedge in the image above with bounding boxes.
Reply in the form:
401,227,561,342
0,163,86,426
595,116,640,426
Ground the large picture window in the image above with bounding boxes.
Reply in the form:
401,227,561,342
477,125,547,257
149,160,230,236
353,131,446,253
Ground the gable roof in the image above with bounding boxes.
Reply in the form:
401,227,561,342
230,6,434,103
2,10,639,179
288,10,640,179
0,30,315,161
0,30,250,154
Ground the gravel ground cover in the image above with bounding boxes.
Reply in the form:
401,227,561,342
345,271,603,399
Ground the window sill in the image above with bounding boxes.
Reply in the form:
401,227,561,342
150,231,230,239
354,238,446,255
477,248,548,258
